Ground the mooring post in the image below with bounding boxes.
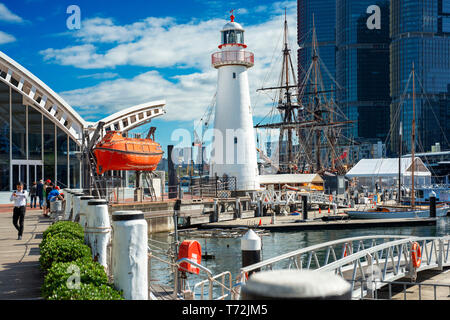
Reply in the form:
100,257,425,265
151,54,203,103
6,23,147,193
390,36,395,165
79,196,94,242
63,189,72,220
71,192,85,222
240,270,351,300
241,229,261,277
112,210,148,300
429,191,436,218
86,199,110,269
302,195,308,220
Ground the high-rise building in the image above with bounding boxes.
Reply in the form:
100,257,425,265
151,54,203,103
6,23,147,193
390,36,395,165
298,0,450,157
335,0,391,142
390,0,450,154
298,0,336,94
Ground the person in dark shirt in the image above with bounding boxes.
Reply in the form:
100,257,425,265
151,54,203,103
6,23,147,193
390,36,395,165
30,181,37,209
44,181,53,217
36,180,44,209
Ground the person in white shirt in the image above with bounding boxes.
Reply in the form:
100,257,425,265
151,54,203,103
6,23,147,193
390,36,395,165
10,182,28,240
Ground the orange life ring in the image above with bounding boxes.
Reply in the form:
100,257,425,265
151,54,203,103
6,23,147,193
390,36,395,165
411,242,422,268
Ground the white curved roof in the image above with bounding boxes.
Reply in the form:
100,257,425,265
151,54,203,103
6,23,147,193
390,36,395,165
0,50,86,144
95,100,166,135
0,50,167,146
222,21,244,31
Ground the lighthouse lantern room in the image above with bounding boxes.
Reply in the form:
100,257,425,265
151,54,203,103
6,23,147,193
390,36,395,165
210,12,259,191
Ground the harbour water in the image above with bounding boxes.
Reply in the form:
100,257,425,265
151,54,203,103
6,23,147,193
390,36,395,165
149,217,450,290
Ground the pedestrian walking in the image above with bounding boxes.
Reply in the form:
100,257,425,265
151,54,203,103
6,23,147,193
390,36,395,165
10,182,28,240
37,179,44,209
30,181,37,209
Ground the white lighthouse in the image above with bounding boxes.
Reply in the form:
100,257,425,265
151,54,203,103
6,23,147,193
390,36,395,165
210,13,259,191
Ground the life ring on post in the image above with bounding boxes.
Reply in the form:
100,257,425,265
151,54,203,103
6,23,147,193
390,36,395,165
411,242,422,268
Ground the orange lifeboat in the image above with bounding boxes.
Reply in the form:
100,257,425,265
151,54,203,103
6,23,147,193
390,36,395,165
93,131,163,175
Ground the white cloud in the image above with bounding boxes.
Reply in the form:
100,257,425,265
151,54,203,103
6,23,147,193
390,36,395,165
0,3,25,23
0,30,15,44
47,1,298,123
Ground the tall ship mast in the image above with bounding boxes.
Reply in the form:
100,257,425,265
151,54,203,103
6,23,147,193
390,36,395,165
255,13,352,175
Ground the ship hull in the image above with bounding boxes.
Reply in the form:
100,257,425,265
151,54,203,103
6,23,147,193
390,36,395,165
347,205,449,219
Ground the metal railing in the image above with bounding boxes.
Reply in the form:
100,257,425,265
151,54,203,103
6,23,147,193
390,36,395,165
353,279,450,300
211,50,254,68
147,244,239,300
238,235,450,299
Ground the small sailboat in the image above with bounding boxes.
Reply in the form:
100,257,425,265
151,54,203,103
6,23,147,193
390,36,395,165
348,63,449,219
93,130,163,174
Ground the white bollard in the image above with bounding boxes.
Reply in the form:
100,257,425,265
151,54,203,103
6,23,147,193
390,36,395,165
79,196,94,242
64,190,73,221
111,210,148,300
71,193,84,222
241,229,261,276
86,199,110,269
240,269,351,300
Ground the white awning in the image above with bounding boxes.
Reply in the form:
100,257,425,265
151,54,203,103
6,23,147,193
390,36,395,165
345,157,431,179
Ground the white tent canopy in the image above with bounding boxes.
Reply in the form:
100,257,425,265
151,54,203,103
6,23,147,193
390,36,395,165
346,157,430,178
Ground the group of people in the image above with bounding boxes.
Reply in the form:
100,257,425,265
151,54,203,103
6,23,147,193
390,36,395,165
10,179,64,240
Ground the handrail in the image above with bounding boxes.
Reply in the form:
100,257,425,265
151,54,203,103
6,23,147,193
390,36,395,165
240,235,409,274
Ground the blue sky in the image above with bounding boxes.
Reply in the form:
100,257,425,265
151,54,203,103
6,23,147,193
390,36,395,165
0,0,298,152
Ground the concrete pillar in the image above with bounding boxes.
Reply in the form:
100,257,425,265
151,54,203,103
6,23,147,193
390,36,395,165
235,197,241,219
71,192,85,222
240,270,351,300
79,196,94,241
87,199,110,269
112,210,148,300
241,230,261,276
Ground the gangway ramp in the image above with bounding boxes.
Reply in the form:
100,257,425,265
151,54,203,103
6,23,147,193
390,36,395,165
239,235,450,299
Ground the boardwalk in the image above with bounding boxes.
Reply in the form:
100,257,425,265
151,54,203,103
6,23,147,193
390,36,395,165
0,206,51,300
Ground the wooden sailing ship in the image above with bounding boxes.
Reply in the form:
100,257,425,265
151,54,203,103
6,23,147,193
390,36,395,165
255,13,352,175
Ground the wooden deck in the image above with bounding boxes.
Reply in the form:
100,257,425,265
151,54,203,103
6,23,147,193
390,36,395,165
0,207,51,299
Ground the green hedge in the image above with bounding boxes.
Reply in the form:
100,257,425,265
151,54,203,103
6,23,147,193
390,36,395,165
39,220,123,300
42,221,84,244
42,259,110,299
39,235,92,272
48,283,124,300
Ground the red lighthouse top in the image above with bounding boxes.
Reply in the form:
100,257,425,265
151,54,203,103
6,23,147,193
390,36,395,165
230,9,235,22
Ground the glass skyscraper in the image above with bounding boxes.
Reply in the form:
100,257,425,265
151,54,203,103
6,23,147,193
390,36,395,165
298,0,450,156
297,0,336,95
390,0,450,154
335,0,391,142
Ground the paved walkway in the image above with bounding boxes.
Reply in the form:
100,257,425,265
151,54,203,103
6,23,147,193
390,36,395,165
0,206,51,299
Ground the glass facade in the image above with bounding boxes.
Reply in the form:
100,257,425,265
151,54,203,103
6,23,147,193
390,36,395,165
0,80,81,191
298,0,336,94
0,84,9,191
390,0,450,154
335,0,391,141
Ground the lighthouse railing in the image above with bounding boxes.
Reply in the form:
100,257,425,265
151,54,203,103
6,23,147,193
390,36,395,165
211,51,254,67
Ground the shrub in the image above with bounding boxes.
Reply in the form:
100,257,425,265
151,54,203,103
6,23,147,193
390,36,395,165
47,283,124,300
42,259,109,299
39,236,92,272
42,221,84,245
